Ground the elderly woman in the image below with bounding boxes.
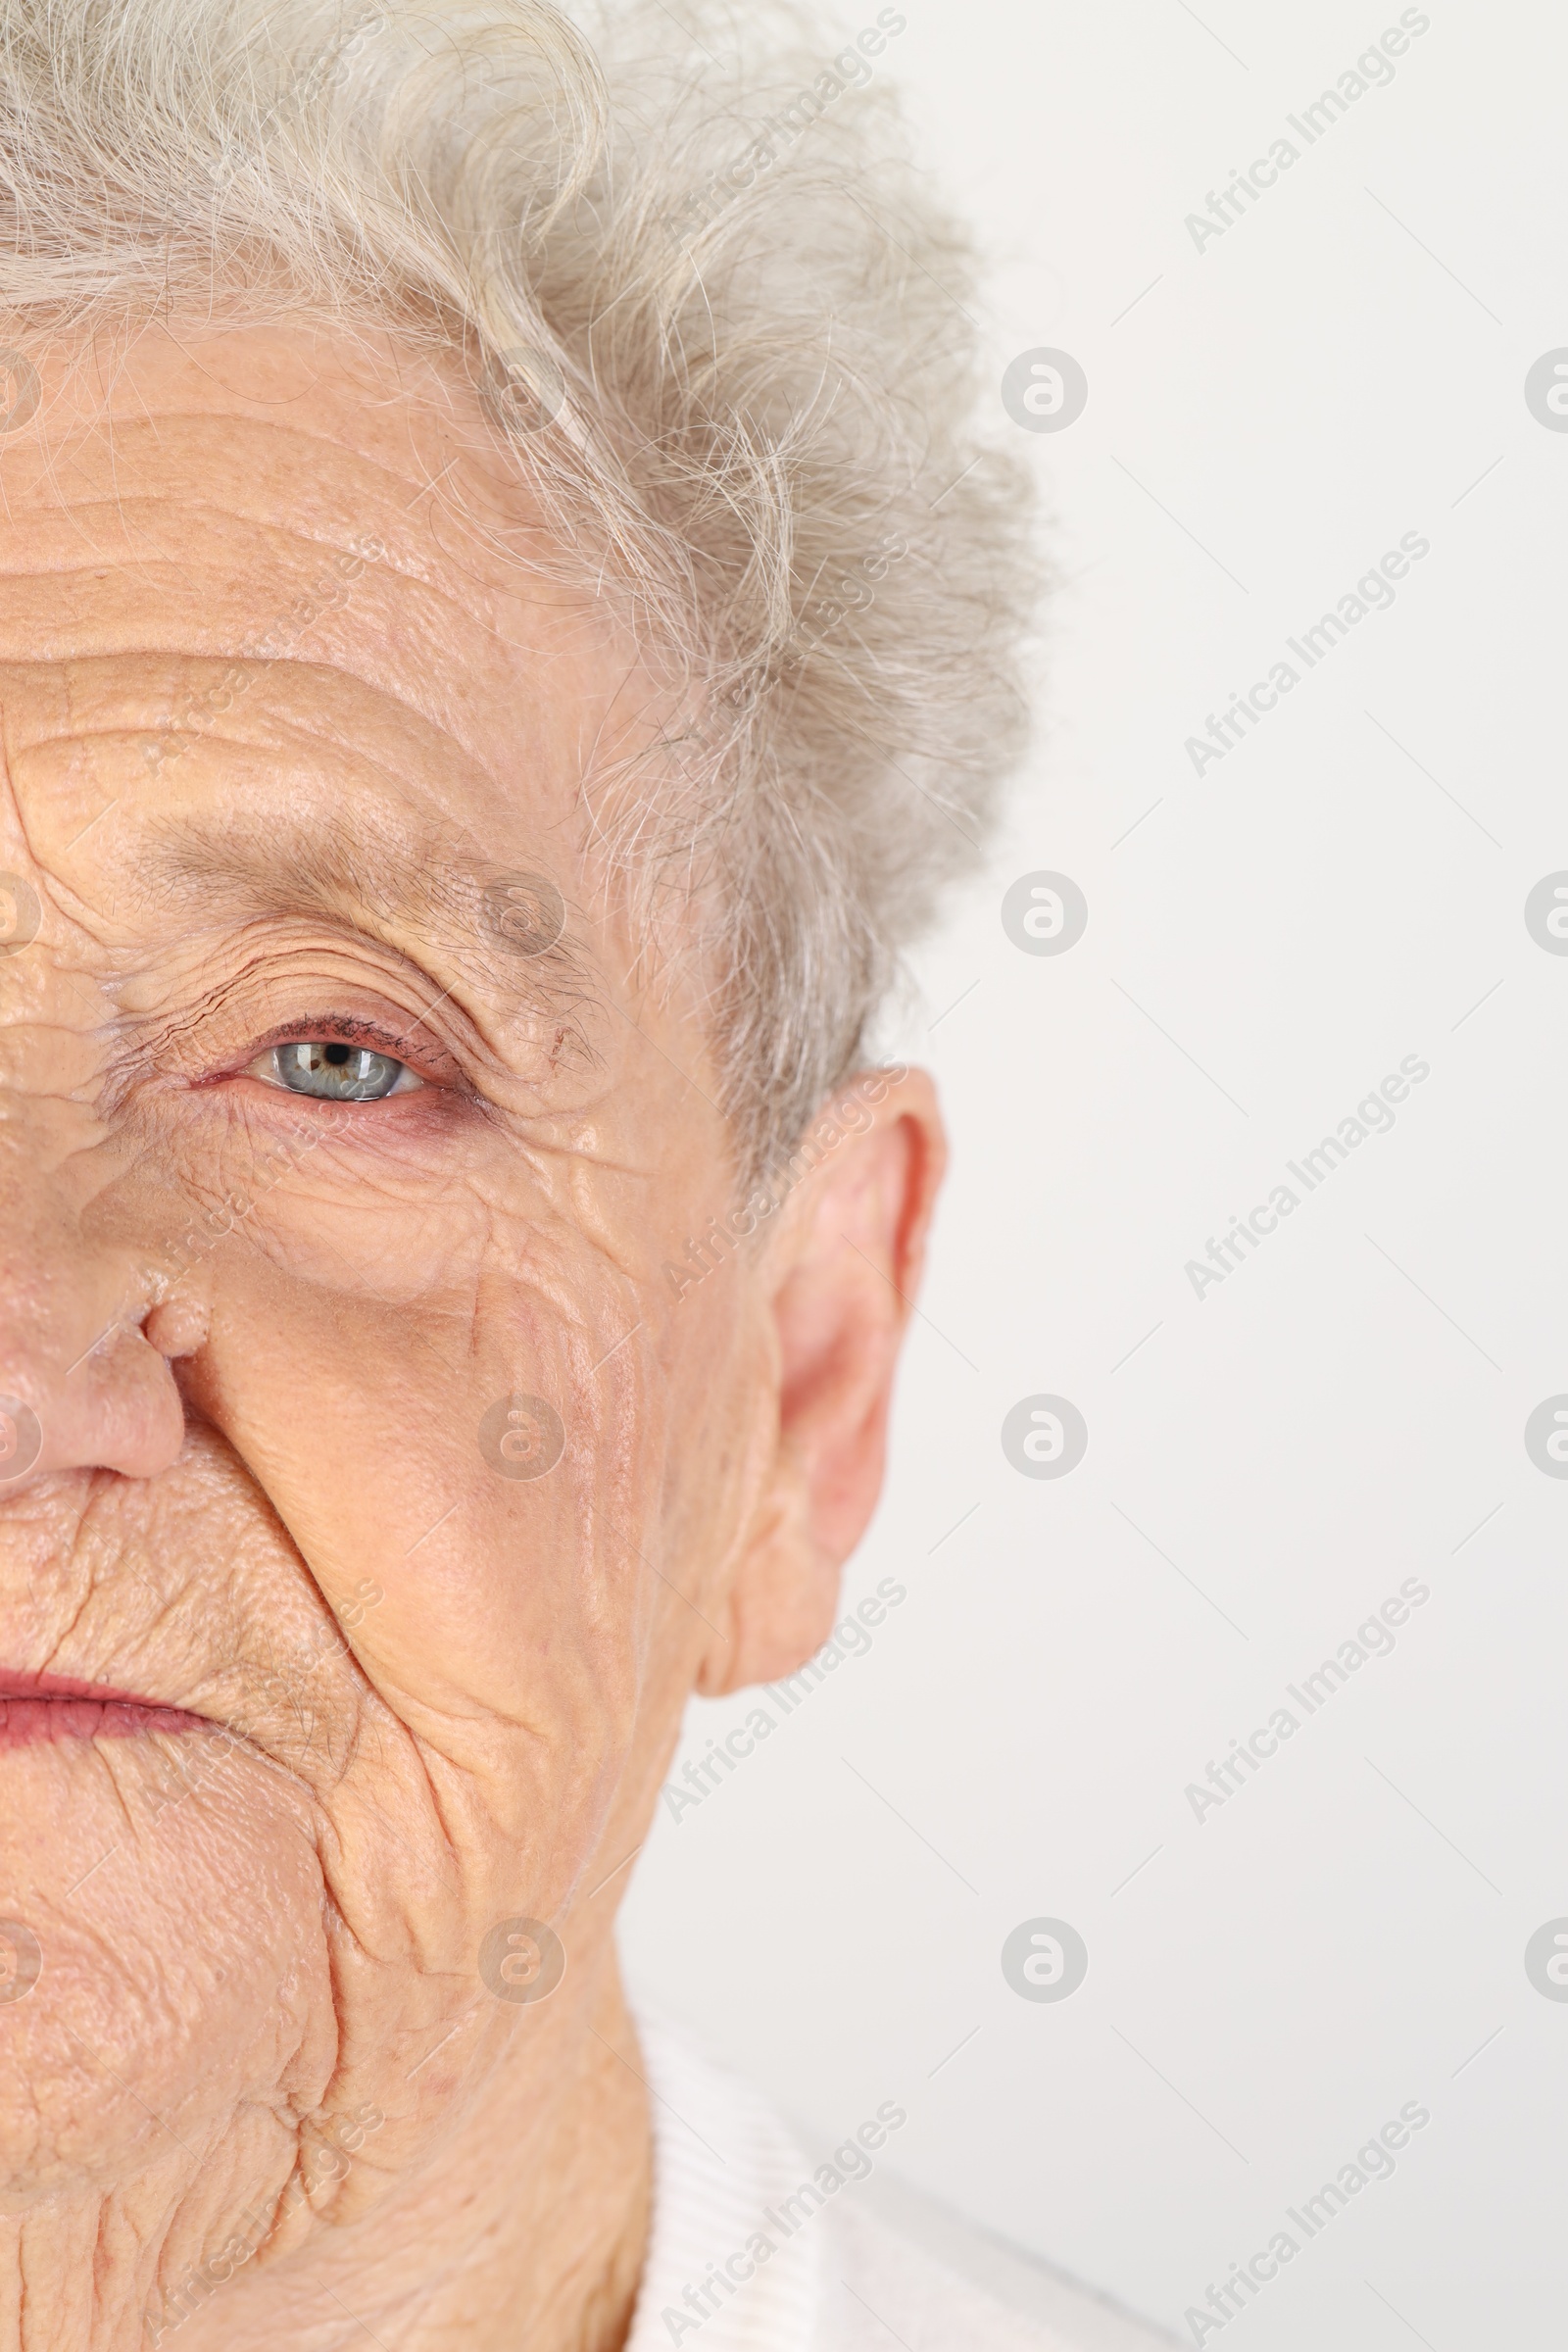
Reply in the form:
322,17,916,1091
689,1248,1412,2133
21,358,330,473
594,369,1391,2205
0,4,1152,2348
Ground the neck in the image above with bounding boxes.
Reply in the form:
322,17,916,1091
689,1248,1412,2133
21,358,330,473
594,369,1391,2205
180,1957,652,2352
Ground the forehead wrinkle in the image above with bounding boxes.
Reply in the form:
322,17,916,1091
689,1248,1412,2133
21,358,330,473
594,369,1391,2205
12,398,558,619
0,487,367,575
0,487,520,655
1,440,562,673
0,496,609,772
27,341,466,492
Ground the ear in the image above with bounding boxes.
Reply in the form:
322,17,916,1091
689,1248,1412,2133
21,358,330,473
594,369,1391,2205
697,1067,946,1695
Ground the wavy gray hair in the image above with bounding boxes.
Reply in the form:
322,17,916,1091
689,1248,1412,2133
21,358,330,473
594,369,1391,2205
0,0,1037,1176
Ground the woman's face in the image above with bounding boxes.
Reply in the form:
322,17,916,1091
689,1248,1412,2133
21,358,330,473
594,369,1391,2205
0,314,799,2330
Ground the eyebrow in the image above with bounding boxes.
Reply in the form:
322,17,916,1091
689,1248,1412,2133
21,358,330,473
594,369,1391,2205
148,812,473,931
139,813,600,1021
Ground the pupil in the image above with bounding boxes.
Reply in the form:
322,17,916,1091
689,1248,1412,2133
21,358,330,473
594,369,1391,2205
324,1042,350,1065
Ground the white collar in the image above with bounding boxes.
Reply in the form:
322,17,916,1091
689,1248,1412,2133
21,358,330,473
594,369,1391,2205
624,2018,820,2352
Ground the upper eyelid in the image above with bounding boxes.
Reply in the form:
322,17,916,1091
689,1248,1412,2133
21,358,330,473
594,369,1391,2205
232,1012,457,1084
253,1012,426,1053
133,939,469,1067
117,923,583,1107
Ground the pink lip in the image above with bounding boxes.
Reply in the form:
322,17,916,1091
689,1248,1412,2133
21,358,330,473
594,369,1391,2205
0,1669,206,1749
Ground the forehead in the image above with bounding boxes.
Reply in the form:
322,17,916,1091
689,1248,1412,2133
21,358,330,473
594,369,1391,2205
0,316,660,875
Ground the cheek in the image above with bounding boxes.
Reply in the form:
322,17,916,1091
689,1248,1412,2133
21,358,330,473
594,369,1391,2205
183,1189,673,1852
150,1092,758,1952
155,1108,488,1309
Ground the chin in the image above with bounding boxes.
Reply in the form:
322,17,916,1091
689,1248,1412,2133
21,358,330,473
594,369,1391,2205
0,1728,332,2218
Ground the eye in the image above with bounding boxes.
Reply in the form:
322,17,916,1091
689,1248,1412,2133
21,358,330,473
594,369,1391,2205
246,1039,424,1102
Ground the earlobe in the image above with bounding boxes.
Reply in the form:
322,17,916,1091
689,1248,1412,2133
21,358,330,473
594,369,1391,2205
694,1460,831,1694
697,1069,946,1695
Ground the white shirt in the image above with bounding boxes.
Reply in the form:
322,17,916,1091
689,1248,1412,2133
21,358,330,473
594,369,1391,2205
624,2021,1175,2352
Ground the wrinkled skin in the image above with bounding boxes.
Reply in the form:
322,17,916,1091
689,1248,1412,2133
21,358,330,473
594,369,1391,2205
0,319,945,2351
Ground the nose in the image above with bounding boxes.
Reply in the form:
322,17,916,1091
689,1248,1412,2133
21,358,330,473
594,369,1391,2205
0,1136,193,1493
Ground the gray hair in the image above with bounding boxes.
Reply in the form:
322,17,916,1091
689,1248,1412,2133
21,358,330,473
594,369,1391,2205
0,0,1038,1177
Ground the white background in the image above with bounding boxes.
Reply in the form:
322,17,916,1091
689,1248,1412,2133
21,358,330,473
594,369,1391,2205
620,4,1568,2343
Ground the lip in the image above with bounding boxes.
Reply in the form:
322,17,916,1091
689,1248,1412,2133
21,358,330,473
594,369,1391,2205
0,1668,207,1749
